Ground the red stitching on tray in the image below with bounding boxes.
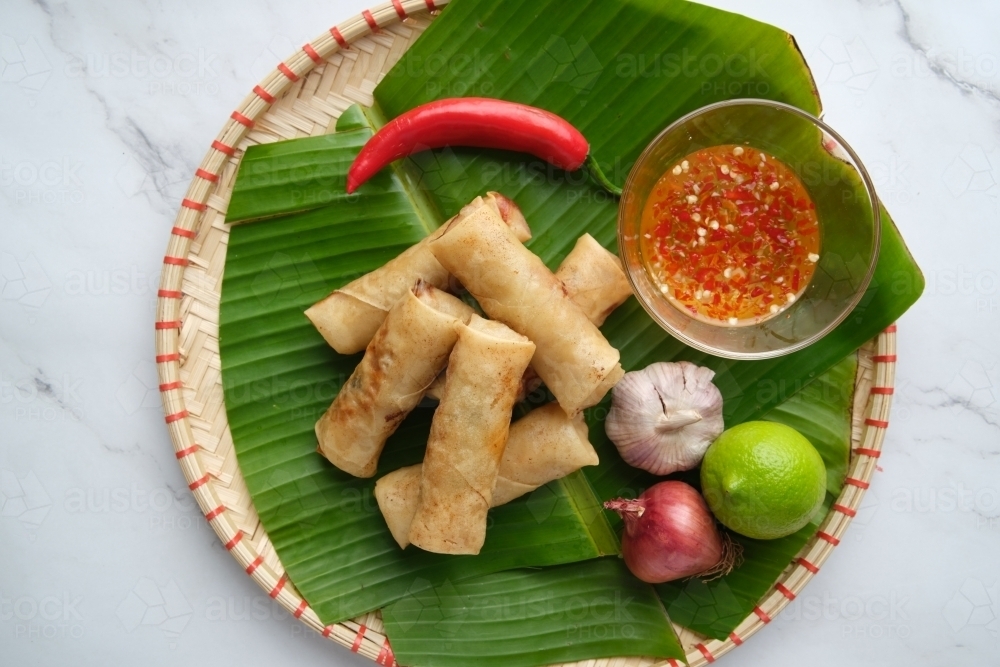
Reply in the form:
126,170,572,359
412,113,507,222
163,256,189,266
695,643,715,663
158,381,182,392
872,354,897,363
796,557,820,574
253,85,276,104
302,43,322,63
775,583,796,600
211,140,236,156
817,531,840,546
884,324,897,333
322,625,334,638
269,574,288,598
175,444,198,459
865,418,889,428
156,353,180,363
164,410,188,424
854,447,882,458
171,226,196,239
351,624,368,652
729,631,743,645
376,637,394,665
425,0,437,10
205,505,226,521
224,530,244,550
245,555,264,575
331,26,349,48
753,606,772,624
667,660,680,667
392,0,407,19
845,477,870,489
181,198,207,211
155,320,181,330
363,9,379,32
157,289,182,299
277,62,299,82
188,474,210,491
833,504,857,518
292,599,308,618
870,386,894,394
231,110,255,127
195,168,219,182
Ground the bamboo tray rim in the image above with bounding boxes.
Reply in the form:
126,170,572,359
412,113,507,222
153,2,898,665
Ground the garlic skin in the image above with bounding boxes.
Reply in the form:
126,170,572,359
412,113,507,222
605,361,724,475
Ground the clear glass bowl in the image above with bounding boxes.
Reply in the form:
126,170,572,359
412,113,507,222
618,99,881,360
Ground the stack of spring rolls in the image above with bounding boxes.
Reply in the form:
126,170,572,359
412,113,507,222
309,193,633,555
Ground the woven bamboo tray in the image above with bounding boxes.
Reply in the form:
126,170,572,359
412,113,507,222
154,1,898,664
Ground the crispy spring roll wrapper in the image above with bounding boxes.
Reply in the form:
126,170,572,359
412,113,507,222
429,201,623,415
315,282,474,478
492,403,598,504
374,465,423,549
557,233,633,326
306,193,530,354
424,236,632,401
408,316,535,555
375,403,599,548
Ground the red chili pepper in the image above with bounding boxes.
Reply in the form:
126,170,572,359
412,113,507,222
346,97,613,194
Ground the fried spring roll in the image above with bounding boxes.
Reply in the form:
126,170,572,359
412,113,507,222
315,282,474,478
375,403,599,548
558,233,633,326
423,234,632,401
408,316,535,555
429,200,623,415
306,193,529,354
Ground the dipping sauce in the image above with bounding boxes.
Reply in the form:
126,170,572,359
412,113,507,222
640,144,820,326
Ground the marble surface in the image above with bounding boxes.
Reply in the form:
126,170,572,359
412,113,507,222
1,0,997,665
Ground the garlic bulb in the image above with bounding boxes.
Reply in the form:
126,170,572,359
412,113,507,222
605,361,724,475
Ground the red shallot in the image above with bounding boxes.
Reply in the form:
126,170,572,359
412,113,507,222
604,481,740,584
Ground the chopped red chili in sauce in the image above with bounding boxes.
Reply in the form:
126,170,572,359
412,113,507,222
640,144,820,326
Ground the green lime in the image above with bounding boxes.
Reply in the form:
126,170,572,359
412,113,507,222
700,421,826,540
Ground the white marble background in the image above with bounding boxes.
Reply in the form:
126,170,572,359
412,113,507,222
0,0,997,664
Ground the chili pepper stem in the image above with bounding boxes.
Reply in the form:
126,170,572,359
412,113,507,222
585,153,623,197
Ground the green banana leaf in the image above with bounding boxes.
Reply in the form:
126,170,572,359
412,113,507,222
382,558,684,667
369,0,922,639
218,0,924,660
220,122,623,628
